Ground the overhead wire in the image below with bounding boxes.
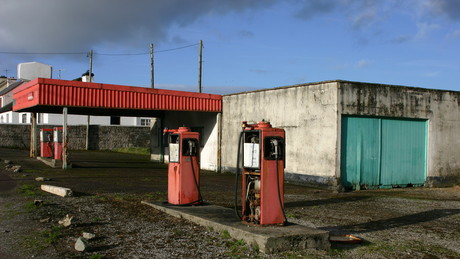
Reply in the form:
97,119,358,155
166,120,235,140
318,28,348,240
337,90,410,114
0,51,86,55
0,43,200,56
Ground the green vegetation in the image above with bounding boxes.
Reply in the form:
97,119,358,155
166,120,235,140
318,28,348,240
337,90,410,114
18,184,38,196
22,226,64,252
24,201,40,212
220,230,231,239
42,226,63,245
112,147,150,155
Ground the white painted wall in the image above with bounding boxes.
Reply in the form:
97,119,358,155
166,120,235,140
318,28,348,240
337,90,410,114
221,82,340,185
159,111,220,171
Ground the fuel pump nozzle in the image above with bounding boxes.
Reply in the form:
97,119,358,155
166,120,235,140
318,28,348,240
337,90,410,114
271,139,279,158
187,140,196,156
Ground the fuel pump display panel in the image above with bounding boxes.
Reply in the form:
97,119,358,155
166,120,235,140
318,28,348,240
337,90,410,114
169,134,180,163
243,131,260,169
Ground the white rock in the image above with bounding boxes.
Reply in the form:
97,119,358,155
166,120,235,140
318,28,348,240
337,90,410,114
58,214,74,227
74,237,89,252
39,218,50,223
82,232,96,240
35,177,51,182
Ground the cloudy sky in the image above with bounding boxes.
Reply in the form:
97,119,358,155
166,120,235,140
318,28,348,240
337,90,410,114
0,0,459,94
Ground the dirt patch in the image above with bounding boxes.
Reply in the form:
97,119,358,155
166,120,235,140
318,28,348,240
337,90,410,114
1,148,459,258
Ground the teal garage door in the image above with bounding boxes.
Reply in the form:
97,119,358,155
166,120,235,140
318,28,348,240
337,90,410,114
341,116,427,189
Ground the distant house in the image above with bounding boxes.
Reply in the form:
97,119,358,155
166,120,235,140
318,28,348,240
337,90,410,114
0,80,27,123
0,62,153,126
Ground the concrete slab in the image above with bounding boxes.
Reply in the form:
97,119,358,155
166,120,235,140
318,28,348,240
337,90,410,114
141,201,330,254
37,156,71,169
41,184,73,197
36,156,61,168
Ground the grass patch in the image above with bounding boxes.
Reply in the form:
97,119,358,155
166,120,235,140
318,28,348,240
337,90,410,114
287,213,299,219
112,147,150,155
220,230,231,239
24,201,40,213
22,226,64,252
225,239,251,258
142,192,166,201
42,226,63,245
92,216,103,222
18,184,38,196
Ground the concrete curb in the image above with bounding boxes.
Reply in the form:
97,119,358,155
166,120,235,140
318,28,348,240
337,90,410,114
41,184,73,197
142,201,330,254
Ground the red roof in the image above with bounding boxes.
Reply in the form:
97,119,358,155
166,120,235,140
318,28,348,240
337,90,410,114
12,78,222,116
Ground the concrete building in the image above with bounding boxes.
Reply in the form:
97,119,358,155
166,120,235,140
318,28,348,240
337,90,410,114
7,74,459,188
220,80,460,189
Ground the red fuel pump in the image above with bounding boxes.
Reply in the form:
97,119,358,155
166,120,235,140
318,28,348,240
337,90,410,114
53,127,63,160
40,129,53,158
235,120,286,225
163,127,202,205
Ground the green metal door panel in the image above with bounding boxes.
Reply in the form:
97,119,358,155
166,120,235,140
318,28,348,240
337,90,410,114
380,119,427,186
341,117,381,188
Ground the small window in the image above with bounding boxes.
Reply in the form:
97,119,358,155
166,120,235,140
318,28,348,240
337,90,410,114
110,116,121,125
140,118,151,126
21,114,27,123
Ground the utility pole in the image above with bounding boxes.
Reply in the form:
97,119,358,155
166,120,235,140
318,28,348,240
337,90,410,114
88,50,93,83
198,40,203,93
150,43,154,88
86,50,93,150
63,107,68,169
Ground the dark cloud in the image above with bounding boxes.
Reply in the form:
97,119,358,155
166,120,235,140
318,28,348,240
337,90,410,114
430,0,460,20
2,0,453,55
0,0,277,52
294,0,339,20
294,0,382,30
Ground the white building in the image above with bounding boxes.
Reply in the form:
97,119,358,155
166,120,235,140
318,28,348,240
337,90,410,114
0,62,152,126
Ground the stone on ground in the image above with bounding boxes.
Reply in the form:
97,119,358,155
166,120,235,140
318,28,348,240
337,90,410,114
74,237,89,252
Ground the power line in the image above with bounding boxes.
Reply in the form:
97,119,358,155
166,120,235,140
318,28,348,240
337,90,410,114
0,51,86,55
0,43,200,56
95,51,149,56
96,43,199,55
154,43,199,53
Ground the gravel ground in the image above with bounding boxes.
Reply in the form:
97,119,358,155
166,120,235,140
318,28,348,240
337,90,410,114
0,147,459,258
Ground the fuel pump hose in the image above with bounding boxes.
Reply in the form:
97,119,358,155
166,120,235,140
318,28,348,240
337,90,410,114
276,155,288,225
234,131,244,221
